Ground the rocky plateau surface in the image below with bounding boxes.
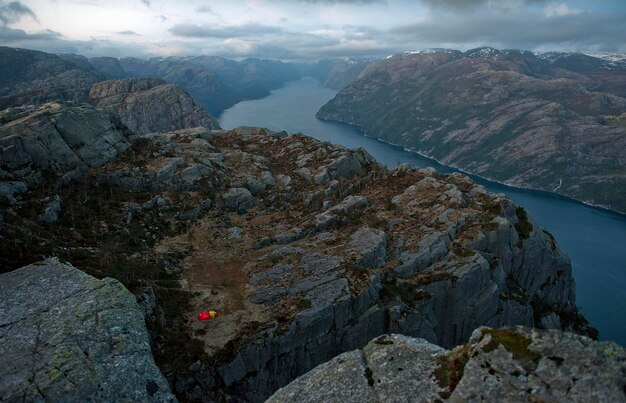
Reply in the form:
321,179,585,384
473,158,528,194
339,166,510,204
317,47,626,213
269,327,626,402
0,97,596,401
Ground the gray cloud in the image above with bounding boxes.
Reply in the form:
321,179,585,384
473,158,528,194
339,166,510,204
391,10,626,51
169,23,283,38
115,30,141,36
418,0,546,10
0,26,59,41
141,0,150,7
196,5,213,13
0,1,38,25
298,0,385,3
0,29,152,58
341,24,383,40
1,0,623,60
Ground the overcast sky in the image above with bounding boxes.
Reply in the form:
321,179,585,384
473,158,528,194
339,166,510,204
1,0,625,59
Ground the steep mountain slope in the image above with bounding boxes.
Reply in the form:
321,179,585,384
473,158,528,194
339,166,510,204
308,58,373,90
90,78,220,134
88,56,127,79
317,48,626,213
0,47,104,109
539,51,626,98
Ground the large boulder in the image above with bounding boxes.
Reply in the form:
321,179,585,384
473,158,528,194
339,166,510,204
0,102,129,173
268,328,626,402
0,102,130,203
348,226,387,269
89,78,220,134
0,258,176,402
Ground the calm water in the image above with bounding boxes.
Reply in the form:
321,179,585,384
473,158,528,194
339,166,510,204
219,77,626,346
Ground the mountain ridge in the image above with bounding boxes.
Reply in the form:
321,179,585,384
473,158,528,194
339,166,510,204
317,47,626,214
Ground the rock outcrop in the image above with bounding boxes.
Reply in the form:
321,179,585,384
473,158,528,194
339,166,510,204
0,126,595,402
0,47,104,109
317,47,626,213
89,78,220,134
0,102,129,204
268,327,626,402
0,258,175,402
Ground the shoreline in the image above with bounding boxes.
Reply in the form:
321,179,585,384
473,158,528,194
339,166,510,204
316,114,626,218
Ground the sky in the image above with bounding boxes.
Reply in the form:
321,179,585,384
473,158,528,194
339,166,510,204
0,0,625,60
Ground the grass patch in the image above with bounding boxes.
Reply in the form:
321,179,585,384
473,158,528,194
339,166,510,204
413,269,458,287
297,299,312,310
514,206,533,243
379,277,432,306
452,245,475,258
433,344,472,399
374,336,394,345
481,328,541,372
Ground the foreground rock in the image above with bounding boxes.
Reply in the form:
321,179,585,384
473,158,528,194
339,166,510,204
269,327,626,402
0,258,175,402
90,78,220,134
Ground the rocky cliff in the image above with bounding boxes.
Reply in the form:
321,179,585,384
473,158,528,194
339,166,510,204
268,328,626,402
0,47,104,109
0,258,175,402
317,48,626,213
89,78,220,134
0,94,595,402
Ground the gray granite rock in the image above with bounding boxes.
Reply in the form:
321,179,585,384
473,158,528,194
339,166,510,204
0,258,176,402
348,227,387,269
228,226,244,240
38,195,62,223
315,195,368,230
0,102,129,174
267,350,376,403
223,187,257,211
179,198,212,221
268,328,626,403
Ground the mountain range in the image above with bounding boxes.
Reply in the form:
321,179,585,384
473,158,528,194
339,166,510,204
317,47,626,213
